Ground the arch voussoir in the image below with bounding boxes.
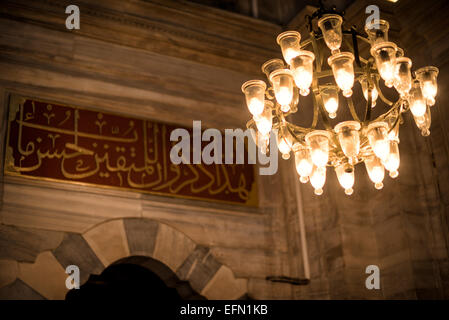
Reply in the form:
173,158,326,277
55,217,248,300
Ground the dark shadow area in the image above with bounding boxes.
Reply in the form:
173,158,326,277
66,256,206,301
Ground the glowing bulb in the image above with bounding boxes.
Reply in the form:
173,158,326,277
277,126,294,160
371,167,385,189
387,117,399,141
362,86,378,107
365,156,385,190
248,97,264,116
276,31,301,64
305,131,331,168
367,122,390,161
312,149,327,167
277,86,293,106
295,147,313,183
321,86,339,118
383,141,400,178
410,99,426,117
270,69,294,107
328,52,355,98
325,97,338,118
284,48,300,64
334,121,361,165
278,138,291,156
413,106,431,137
280,104,291,112
409,81,427,117
373,140,390,161
335,68,354,97
318,14,343,52
370,42,397,88
290,51,315,96
422,80,437,100
255,117,271,135
415,66,438,106
293,66,313,96
258,134,269,155
394,57,412,97
335,164,354,195
254,101,273,135
249,122,269,153
241,80,266,117
379,61,395,88
388,125,399,141
310,166,326,195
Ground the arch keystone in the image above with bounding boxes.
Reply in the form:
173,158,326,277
83,219,130,267
152,223,196,272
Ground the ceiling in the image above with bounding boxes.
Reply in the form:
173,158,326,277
184,0,355,25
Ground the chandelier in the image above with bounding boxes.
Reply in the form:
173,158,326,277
241,5,439,196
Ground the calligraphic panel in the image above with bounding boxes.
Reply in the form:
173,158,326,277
4,95,257,206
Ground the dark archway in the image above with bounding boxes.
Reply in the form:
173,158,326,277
66,256,205,301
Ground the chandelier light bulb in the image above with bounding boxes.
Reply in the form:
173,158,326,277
280,104,291,112
317,14,343,53
290,50,315,96
360,75,379,107
241,80,266,116
254,101,273,135
321,85,339,118
394,57,412,97
254,117,271,135
249,121,270,155
310,165,326,195
387,116,400,141
261,58,285,79
409,81,427,118
415,66,439,106
365,19,390,44
294,145,313,183
269,69,294,107
334,121,361,165
258,134,269,155
305,130,331,168
276,31,301,65
365,156,385,190
383,140,400,178
413,106,431,136
328,52,355,97
367,122,390,161
335,163,355,195
370,42,397,88
277,125,294,160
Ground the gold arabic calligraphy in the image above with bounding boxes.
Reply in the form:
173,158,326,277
5,96,257,205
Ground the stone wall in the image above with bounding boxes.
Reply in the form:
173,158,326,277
0,0,292,299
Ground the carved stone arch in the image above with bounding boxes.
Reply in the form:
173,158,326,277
13,218,248,300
